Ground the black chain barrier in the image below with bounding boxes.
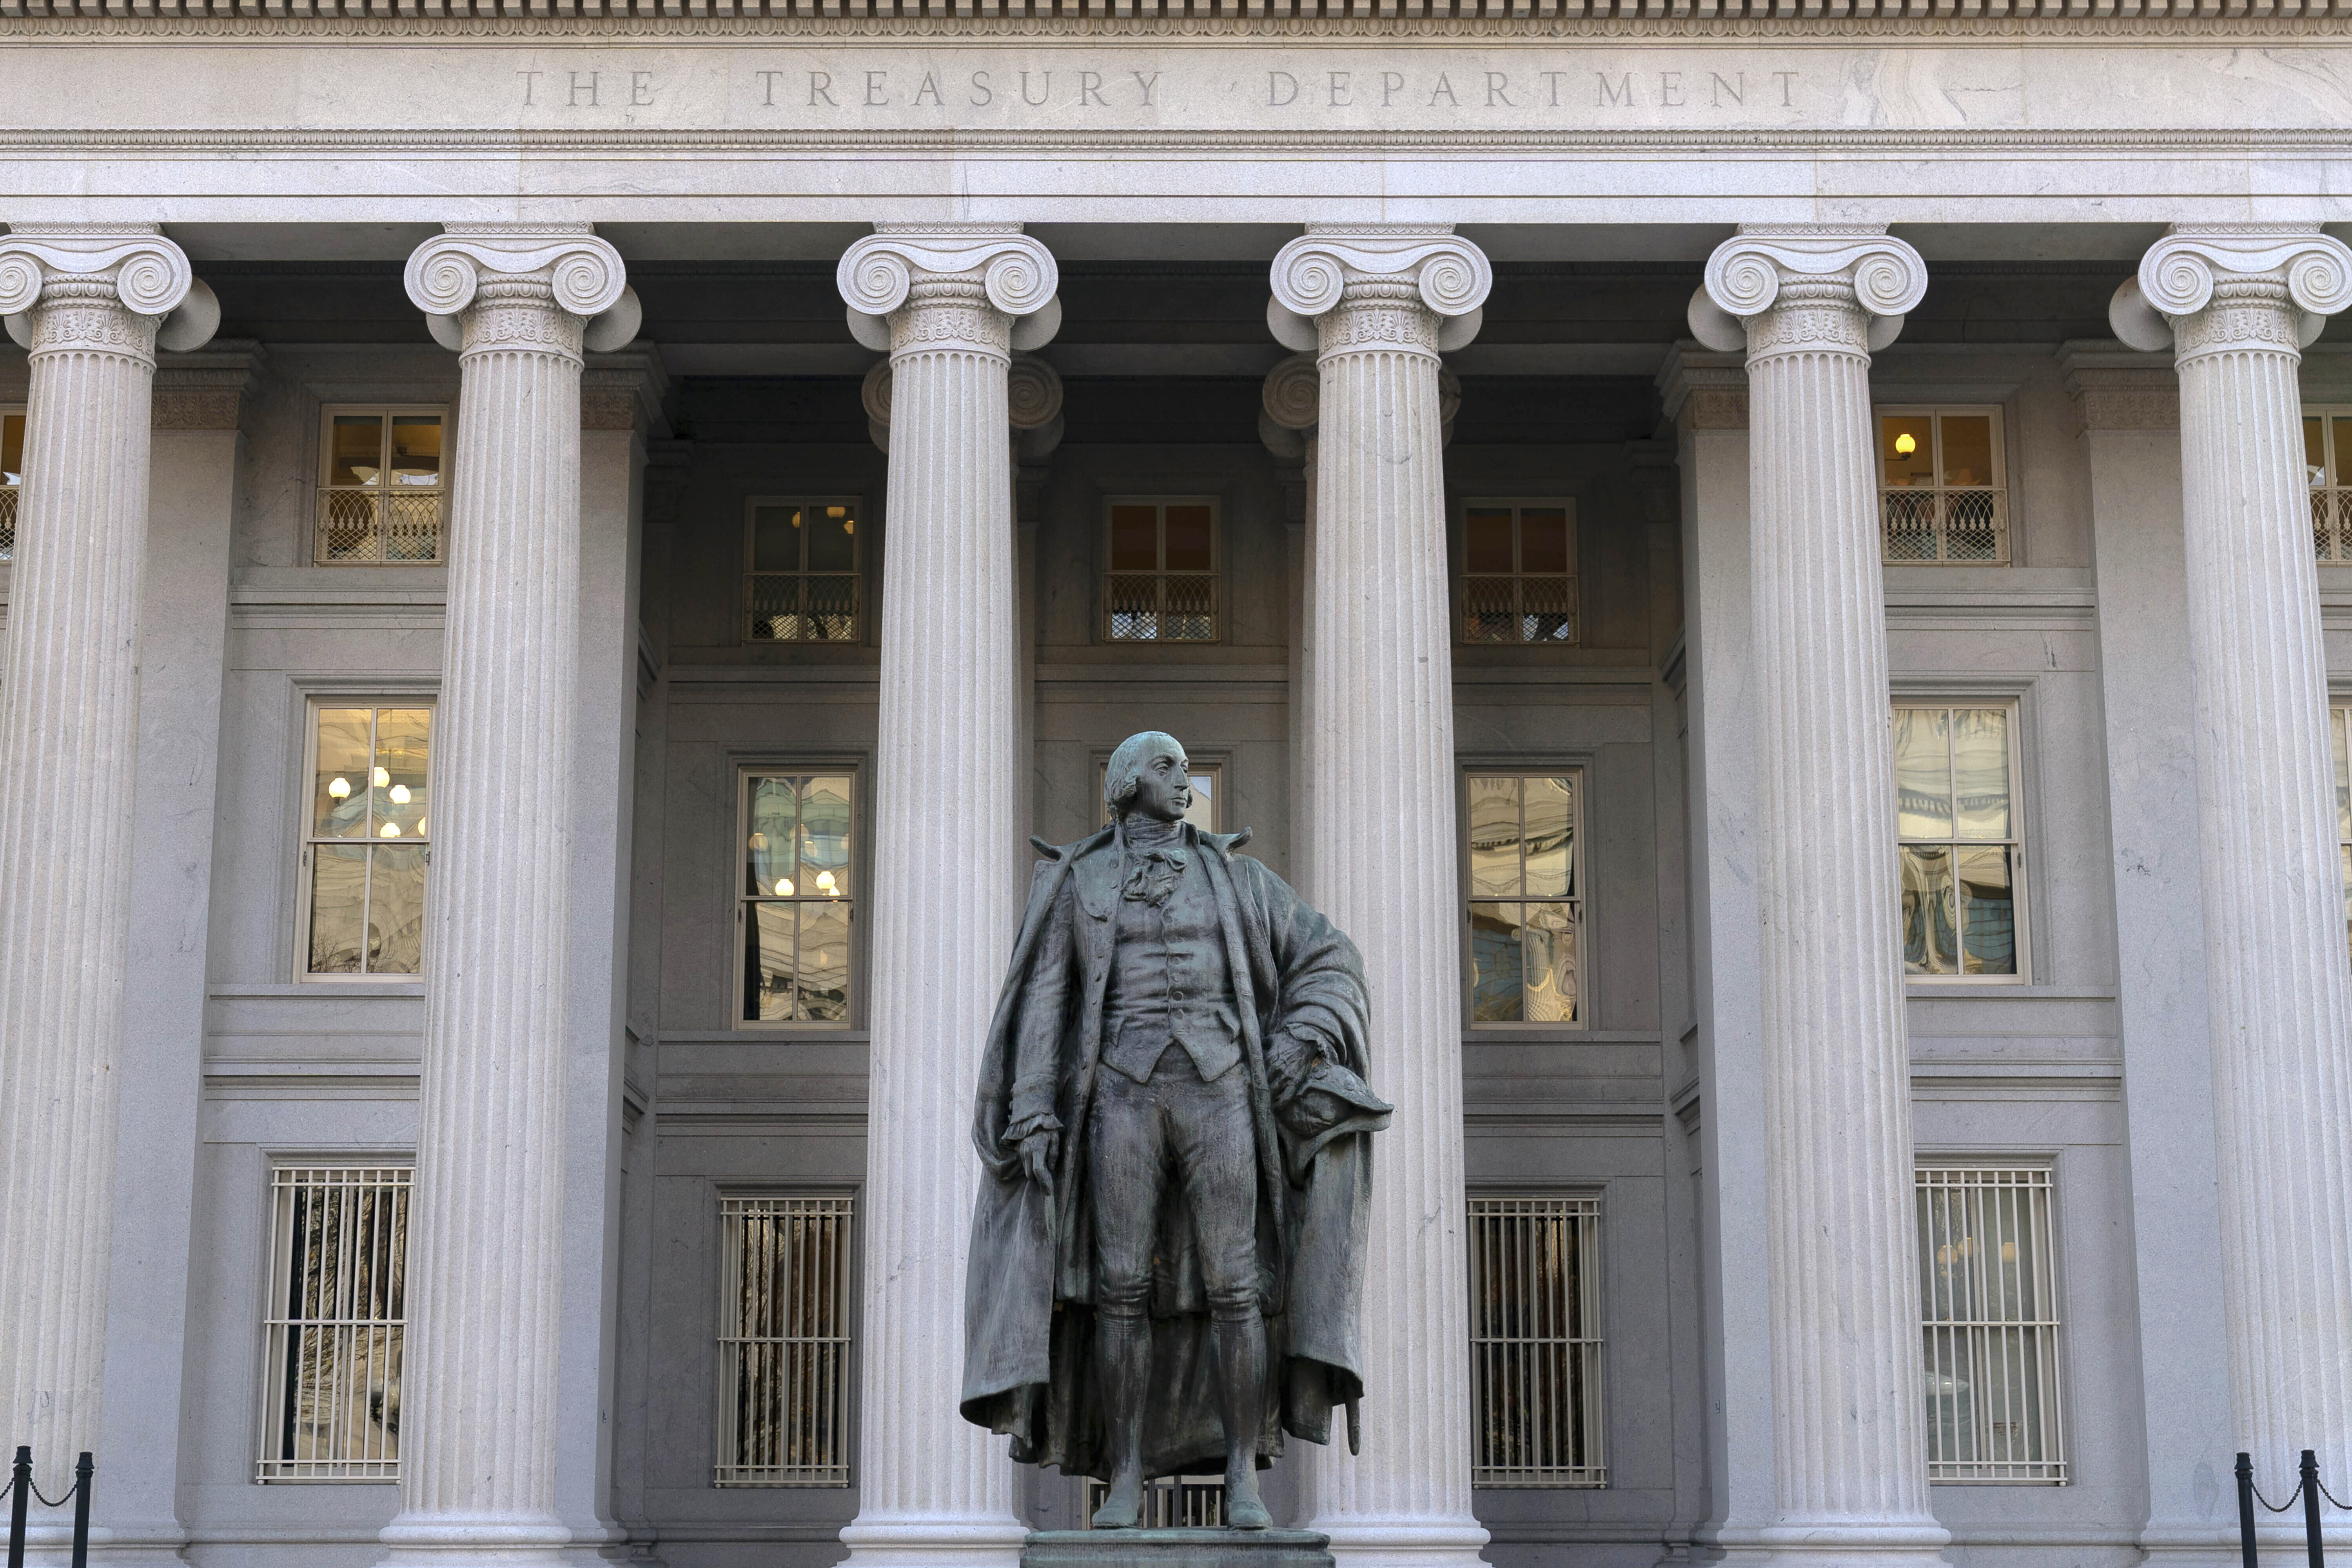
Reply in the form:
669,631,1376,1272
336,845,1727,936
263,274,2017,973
2238,1450,2342,1568
2,1445,94,1568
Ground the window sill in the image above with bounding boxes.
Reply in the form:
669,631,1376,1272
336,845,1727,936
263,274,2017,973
217,980,426,999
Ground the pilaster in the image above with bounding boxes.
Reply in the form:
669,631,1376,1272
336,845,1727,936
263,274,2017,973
1259,352,1318,898
1268,223,1491,1568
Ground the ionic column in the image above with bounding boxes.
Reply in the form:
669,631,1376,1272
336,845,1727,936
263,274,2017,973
2111,225,2352,1544
0,225,208,1502
1691,227,1947,1564
1268,224,1491,1568
836,223,1057,1568
381,225,629,1568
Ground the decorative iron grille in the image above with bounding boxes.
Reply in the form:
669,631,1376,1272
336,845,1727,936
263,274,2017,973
0,485,15,562
1917,1166,2067,1483
1105,570,1218,642
1881,487,2009,564
2311,410,2352,563
716,1194,855,1486
1468,1195,1604,1487
258,1164,410,1482
315,488,444,564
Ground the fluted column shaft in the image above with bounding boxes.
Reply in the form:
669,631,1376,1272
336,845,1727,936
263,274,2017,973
2131,226,2352,1533
384,227,626,1566
0,227,196,1501
1272,228,1491,1568
836,225,1056,1568
1699,229,1945,1564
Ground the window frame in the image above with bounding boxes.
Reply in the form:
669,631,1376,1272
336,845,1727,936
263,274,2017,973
712,1187,860,1488
2308,406,2352,564
744,495,866,646
1893,698,2032,987
1455,496,1581,648
1460,765,1591,1033
1876,404,2011,567
0,403,24,564
1466,1189,1608,1490
294,696,437,985
1100,494,1222,646
314,404,450,568
1914,1160,2069,1486
731,762,864,1033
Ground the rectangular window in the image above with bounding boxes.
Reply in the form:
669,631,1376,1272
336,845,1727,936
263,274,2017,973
316,408,445,565
257,1164,409,1482
301,705,432,977
1083,1478,1226,1527
1103,497,1218,642
1466,773,1583,1026
715,1194,855,1486
1880,408,2008,564
2329,706,2352,966
1894,704,2024,980
747,499,860,643
1097,759,1220,833
739,772,855,1025
1460,499,1578,645
0,408,22,562
1468,1195,1605,1488
1918,1167,2066,1484
2309,408,2352,563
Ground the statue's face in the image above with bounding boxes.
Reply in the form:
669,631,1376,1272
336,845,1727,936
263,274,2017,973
1126,740,1193,824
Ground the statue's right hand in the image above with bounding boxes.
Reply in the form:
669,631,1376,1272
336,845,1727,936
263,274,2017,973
1019,1129,1059,1193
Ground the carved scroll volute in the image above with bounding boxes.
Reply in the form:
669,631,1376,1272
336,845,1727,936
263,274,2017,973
2109,225,2352,356
863,350,1063,458
1689,226,1929,358
404,223,633,356
836,223,1061,358
0,224,215,356
1267,225,1493,356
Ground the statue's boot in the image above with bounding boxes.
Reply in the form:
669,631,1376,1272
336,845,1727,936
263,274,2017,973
1092,1309,1150,1529
1214,1308,1272,1530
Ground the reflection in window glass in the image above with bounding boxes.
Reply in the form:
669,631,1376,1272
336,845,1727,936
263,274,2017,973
305,706,433,976
2310,409,2352,563
742,773,856,1024
317,410,446,564
1466,773,1583,1025
748,500,861,643
1460,501,1578,645
1895,704,2021,979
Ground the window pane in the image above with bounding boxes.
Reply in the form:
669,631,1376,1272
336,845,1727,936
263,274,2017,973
387,416,441,488
367,846,428,975
749,574,802,642
1939,415,1994,488
1523,903,1578,1024
745,903,798,1022
2334,418,2352,486
800,776,853,899
1467,776,1522,898
1952,709,2011,840
1470,902,1524,1022
1,412,22,478
807,505,855,572
1893,708,1953,839
1956,846,2016,975
1466,508,1514,573
748,777,800,897
1519,508,1570,575
1109,505,1159,572
2309,416,2330,487
314,709,374,838
752,506,802,573
805,576,857,642
2341,845,2351,970
1902,844,1957,976
1523,777,1573,898
1163,505,1213,572
309,844,369,974
798,902,851,1023
329,416,383,487
376,709,430,839
1882,414,1935,488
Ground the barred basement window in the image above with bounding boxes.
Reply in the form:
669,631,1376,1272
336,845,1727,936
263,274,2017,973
1917,1167,2067,1484
1085,1477,1225,1527
1460,499,1577,644
257,1164,409,1482
716,1194,855,1486
738,771,855,1025
0,408,22,561
1469,1196,1605,1488
1466,773,1584,1025
1880,408,2008,564
301,704,432,977
2309,408,2352,563
1104,497,1217,642
747,498,860,643
1894,704,2025,980
316,408,445,565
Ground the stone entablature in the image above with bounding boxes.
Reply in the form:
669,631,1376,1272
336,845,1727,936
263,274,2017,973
3,0,2345,20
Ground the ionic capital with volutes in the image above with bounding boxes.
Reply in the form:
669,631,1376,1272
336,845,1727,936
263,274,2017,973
837,223,1061,361
1268,225,1492,360
404,223,635,361
2109,224,2352,362
0,223,217,361
1691,225,1928,361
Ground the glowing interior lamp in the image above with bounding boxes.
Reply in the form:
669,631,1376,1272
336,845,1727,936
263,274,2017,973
380,822,401,838
1894,432,1919,457
327,777,352,800
373,766,391,788
388,784,412,805
776,878,795,897
817,870,838,895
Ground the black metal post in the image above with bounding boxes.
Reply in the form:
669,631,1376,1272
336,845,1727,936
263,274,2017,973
2243,1453,2263,1568
2301,1450,2324,1568
7,1445,29,1568
68,1452,91,1568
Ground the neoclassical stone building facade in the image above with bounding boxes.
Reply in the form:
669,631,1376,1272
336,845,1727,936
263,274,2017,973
0,9,2349,1568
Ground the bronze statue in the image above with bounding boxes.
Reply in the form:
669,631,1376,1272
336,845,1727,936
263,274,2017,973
961,731,1390,1530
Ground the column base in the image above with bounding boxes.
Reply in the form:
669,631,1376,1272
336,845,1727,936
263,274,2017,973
1307,1516,1490,1568
838,1512,1029,1568
1699,1520,1950,1568
377,1511,575,1568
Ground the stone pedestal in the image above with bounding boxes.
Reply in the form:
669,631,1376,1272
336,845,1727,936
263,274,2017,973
1023,1531,1332,1568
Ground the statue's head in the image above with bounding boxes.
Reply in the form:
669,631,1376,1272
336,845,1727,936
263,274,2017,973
1105,731,1192,825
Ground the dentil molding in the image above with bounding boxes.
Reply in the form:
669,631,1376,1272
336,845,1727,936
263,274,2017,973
1690,224,1928,357
2109,223,2352,356
1267,224,1492,353
403,222,636,355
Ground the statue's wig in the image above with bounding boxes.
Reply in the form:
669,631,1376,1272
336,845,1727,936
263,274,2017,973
1104,731,1186,818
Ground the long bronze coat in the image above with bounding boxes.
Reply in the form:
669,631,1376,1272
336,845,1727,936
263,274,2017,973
959,824,1388,1480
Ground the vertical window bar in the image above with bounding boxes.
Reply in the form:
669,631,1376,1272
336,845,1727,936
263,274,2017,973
258,1164,410,1481
1916,1167,2065,1483
1468,1196,1604,1487
716,1194,855,1486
